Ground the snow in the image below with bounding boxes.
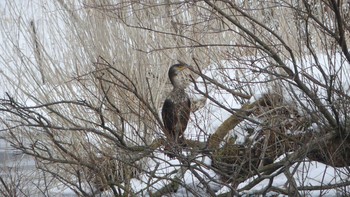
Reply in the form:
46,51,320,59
238,159,350,197
215,185,232,195
0,1,350,196
121,53,350,196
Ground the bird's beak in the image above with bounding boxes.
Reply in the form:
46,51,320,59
178,64,191,71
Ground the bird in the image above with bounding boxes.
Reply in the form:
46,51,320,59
161,63,191,157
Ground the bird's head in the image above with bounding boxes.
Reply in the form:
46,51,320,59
168,63,190,87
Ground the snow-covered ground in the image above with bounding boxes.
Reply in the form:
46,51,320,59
124,56,350,196
1,1,350,196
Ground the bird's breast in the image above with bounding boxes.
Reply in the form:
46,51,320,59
168,89,189,103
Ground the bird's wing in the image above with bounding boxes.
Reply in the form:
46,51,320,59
178,98,191,137
162,98,177,138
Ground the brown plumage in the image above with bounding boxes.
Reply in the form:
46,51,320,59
162,63,191,157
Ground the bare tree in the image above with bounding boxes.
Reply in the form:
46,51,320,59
0,0,350,196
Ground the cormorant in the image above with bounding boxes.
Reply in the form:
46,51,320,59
162,63,191,157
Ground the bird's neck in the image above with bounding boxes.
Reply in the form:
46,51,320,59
171,77,185,89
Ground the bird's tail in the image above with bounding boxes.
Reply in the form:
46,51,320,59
164,145,176,159
164,136,186,158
